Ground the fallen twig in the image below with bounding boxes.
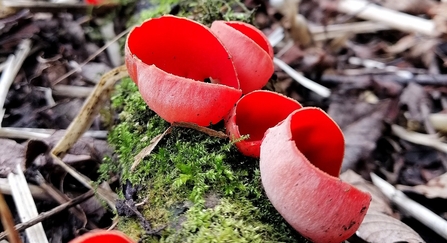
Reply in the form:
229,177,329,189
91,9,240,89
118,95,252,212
321,73,447,85
310,21,390,41
53,27,131,85
2,0,116,9
371,173,447,240
0,178,48,200
391,124,447,153
0,39,32,125
52,85,94,98
0,191,21,243
268,27,331,98
8,165,48,243
34,172,89,228
98,20,122,67
429,113,447,133
336,0,437,36
0,190,95,241
0,127,107,140
50,65,127,211
273,58,331,98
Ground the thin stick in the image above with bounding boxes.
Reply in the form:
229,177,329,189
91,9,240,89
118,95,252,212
8,165,48,243
371,173,447,240
53,28,131,85
311,21,390,41
0,39,32,125
0,127,107,140
52,85,94,98
0,190,94,241
0,192,22,243
337,0,436,36
51,65,127,158
2,0,116,8
310,21,389,35
391,124,447,153
273,58,331,97
0,178,48,201
50,66,127,211
98,20,122,67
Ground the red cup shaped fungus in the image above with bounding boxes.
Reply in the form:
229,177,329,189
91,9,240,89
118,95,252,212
211,21,274,94
125,16,242,126
260,108,371,243
69,230,135,243
225,90,302,157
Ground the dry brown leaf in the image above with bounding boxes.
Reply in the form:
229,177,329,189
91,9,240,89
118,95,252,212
331,100,391,172
397,172,447,199
340,170,425,243
0,139,25,177
131,127,172,171
357,211,425,243
399,82,432,131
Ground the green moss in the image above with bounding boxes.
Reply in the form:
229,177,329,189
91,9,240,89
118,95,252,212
103,78,308,242
118,218,144,241
129,0,254,27
162,198,281,243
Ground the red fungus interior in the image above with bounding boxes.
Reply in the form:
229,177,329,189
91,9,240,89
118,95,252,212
225,22,274,59
289,108,344,177
236,91,302,141
128,16,239,89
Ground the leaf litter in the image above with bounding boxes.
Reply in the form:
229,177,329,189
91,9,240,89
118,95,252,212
1,0,447,242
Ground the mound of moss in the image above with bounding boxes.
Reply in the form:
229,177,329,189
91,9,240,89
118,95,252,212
102,78,307,242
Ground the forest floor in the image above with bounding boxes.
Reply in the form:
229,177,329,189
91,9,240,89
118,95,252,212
1,0,447,242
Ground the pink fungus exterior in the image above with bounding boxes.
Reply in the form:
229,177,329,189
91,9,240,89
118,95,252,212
125,16,242,126
225,90,302,157
69,230,134,243
211,21,274,94
260,108,371,243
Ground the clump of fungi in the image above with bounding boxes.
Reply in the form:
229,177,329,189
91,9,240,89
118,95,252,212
124,15,371,243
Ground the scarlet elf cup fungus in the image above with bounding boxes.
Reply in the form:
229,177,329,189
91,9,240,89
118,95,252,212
225,90,302,157
260,108,371,243
68,230,135,243
210,21,275,94
125,16,242,126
